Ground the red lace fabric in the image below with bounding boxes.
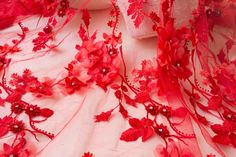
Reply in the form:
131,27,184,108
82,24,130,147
0,0,235,157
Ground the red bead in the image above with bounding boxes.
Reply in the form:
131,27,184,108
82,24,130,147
43,25,52,34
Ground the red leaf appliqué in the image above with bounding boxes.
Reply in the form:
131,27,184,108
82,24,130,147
171,107,188,117
120,128,143,142
119,104,129,118
120,118,154,142
82,9,91,29
82,152,93,157
40,108,54,118
94,109,114,122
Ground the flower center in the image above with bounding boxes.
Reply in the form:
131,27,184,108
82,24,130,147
60,0,69,8
58,8,66,17
149,106,154,110
10,121,24,133
100,67,110,75
26,105,41,117
70,80,79,87
109,51,114,55
18,82,25,86
206,9,212,16
161,106,171,117
108,48,118,56
213,9,221,17
155,124,169,137
9,154,18,157
146,104,158,115
227,114,232,120
175,62,181,67
11,102,24,114
13,124,19,129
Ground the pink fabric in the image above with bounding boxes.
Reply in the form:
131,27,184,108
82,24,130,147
2,9,235,156
117,0,198,39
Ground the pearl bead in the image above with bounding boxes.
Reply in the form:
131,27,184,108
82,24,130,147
13,124,19,129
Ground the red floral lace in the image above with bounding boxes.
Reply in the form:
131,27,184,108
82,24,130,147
0,0,235,157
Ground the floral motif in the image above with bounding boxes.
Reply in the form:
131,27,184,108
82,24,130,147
0,134,30,157
9,69,53,97
75,9,121,90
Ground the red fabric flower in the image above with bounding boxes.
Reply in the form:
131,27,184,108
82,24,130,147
155,141,194,157
213,63,236,102
9,119,25,134
25,105,54,118
207,154,216,157
76,37,120,90
75,9,121,90
206,1,236,29
103,33,122,47
76,39,105,68
64,76,86,94
32,17,57,51
154,123,169,138
132,59,159,92
0,116,13,137
168,49,192,79
61,61,88,94
9,69,53,96
0,137,30,157
146,104,159,116
156,20,194,79
211,120,236,147
82,152,93,157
